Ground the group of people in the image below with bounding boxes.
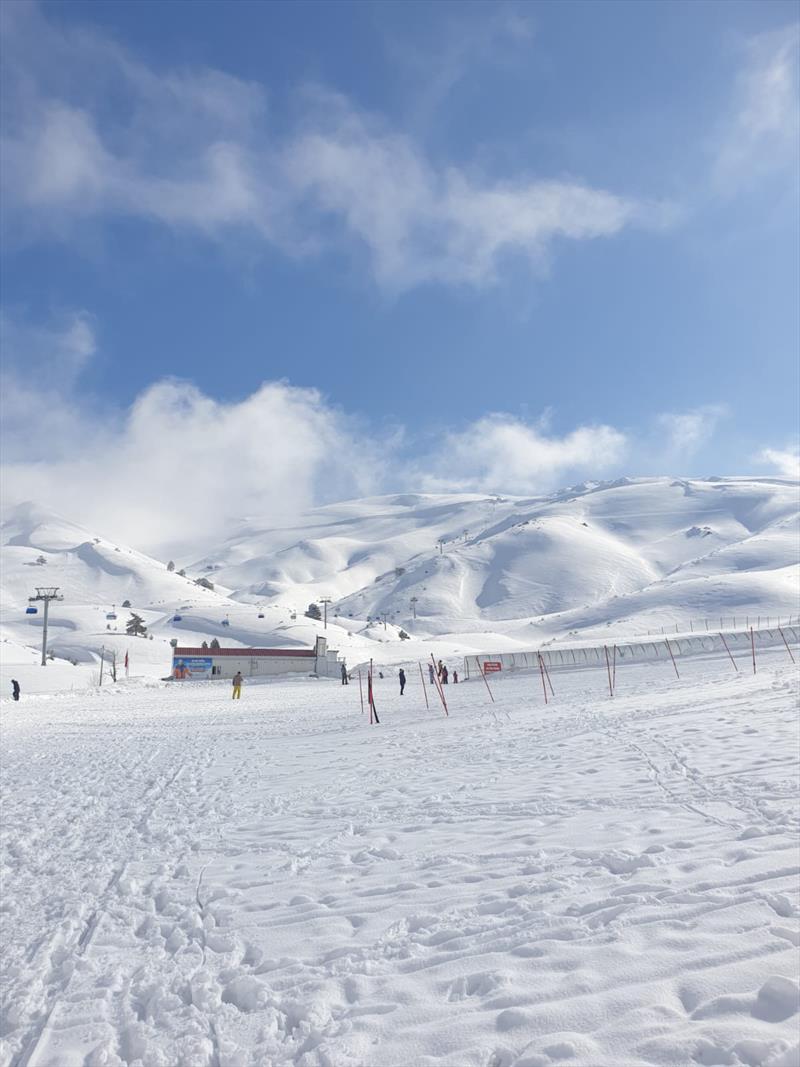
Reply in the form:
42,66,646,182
341,661,459,696
430,660,457,685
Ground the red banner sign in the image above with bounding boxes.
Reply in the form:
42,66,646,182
482,661,502,672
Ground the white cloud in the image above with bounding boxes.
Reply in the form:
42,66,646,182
416,414,628,494
0,3,664,290
758,447,800,479
713,24,800,192
656,404,728,459
1,377,379,553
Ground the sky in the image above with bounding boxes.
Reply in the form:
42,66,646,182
1,0,798,551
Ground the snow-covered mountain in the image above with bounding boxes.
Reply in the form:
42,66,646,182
2,477,798,691
189,476,800,633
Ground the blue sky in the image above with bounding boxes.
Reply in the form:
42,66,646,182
0,0,798,547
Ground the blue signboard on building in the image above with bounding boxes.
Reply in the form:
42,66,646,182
172,656,212,680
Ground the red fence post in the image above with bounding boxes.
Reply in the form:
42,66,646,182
719,633,738,672
604,645,614,697
537,653,549,705
612,645,617,691
418,661,430,709
540,654,555,697
429,654,449,716
778,627,796,664
358,669,364,713
665,638,680,678
474,655,495,704
750,628,756,675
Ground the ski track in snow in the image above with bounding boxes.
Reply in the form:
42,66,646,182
1,653,799,1067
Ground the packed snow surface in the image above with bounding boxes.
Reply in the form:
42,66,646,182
1,650,798,1067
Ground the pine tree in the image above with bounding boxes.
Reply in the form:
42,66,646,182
305,603,322,620
126,613,147,637
167,560,175,572
210,638,220,649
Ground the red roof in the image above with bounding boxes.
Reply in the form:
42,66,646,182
174,647,315,658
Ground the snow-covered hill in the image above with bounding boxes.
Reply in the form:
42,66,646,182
191,476,800,634
2,477,798,691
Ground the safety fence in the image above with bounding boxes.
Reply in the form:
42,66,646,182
463,624,799,680
642,614,799,635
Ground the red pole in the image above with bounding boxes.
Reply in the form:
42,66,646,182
604,645,614,697
778,627,796,664
665,638,680,678
542,656,555,697
474,655,495,704
358,669,364,713
429,654,449,716
537,653,548,705
750,627,756,675
719,632,738,672
368,660,380,724
418,661,430,709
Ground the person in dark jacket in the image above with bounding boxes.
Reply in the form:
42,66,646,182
399,668,406,695
453,669,458,684
441,665,449,684
11,679,20,701
341,662,349,685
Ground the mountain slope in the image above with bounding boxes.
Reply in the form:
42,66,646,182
1,478,798,690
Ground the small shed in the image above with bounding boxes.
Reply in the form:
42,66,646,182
171,636,339,680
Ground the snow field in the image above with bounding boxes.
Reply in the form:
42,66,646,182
1,652,799,1066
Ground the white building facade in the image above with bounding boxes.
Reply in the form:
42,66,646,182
171,636,340,680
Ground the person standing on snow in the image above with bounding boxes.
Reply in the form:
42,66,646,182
341,662,349,685
11,679,20,701
453,669,458,684
399,668,406,695
437,659,444,680
441,664,449,684
428,663,435,684
232,671,243,699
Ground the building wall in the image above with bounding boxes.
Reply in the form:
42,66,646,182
218,656,311,679
171,639,341,680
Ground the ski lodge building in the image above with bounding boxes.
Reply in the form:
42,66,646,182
171,636,340,681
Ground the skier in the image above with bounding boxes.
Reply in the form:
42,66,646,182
11,679,20,701
341,662,349,685
232,671,243,699
437,659,444,680
399,668,406,695
428,663,435,684
441,664,449,684
453,669,458,684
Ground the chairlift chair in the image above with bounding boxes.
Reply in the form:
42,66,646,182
26,606,38,615
221,618,230,627
172,614,183,622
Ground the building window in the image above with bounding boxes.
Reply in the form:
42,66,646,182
212,665,221,676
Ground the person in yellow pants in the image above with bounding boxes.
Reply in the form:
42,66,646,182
232,670,243,699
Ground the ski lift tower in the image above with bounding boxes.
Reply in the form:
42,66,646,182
28,587,63,666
